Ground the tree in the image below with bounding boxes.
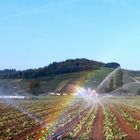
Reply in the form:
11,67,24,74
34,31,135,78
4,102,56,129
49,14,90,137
115,69,123,89
29,80,40,95
108,77,114,92
0,59,121,79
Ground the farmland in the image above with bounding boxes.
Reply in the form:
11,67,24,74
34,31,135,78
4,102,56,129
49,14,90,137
0,96,140,140
0,68,113,96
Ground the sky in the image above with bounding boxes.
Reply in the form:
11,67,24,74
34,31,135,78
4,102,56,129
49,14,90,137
0,0,140,70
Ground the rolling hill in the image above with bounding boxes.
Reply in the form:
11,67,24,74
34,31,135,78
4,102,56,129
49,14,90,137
0,59,140,96
0,67,113,96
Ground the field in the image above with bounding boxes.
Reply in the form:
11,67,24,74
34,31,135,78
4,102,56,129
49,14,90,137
0,68,113,95
0,96,140,140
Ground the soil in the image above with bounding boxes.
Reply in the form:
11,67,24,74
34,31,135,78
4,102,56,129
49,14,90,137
90,105,104,140
110,105,140,140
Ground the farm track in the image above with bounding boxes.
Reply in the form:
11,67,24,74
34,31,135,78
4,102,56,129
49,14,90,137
109,105,140,140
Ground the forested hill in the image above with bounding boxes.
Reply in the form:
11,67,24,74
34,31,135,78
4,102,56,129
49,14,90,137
0,59,120,79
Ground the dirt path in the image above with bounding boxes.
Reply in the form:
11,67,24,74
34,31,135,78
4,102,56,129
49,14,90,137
110,106,140,140
90,105,104,140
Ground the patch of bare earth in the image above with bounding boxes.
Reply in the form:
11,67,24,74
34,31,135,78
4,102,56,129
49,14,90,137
90,105,104,140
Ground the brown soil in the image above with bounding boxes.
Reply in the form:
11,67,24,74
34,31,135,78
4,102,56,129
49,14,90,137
74,109,95,139
46,107,89,140
90,105,104,140
121,105,140,120
110,105,140,140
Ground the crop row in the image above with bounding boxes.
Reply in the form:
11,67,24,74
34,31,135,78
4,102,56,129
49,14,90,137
104,107,127,140
116,105,140,132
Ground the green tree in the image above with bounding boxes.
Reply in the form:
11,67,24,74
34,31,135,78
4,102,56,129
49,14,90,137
115,69,123,89
108,77,114,92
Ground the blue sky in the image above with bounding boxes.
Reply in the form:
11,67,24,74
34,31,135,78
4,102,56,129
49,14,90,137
0,0,140,70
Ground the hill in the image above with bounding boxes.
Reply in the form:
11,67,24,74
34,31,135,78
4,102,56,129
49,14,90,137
0,67,113,95
0,59,119,79
123,69,140,80
0,67,140,96
2,58,136,96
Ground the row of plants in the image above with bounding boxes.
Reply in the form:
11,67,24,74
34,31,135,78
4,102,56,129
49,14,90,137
68,106,95,138
38,101,86,140
116,105,140,132
24,102,70,140
24,99,77,140
78,108,96,139
104,107,127,140
0,100,70,140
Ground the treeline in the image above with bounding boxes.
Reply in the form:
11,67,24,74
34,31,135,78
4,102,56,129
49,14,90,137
0,59,120,79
